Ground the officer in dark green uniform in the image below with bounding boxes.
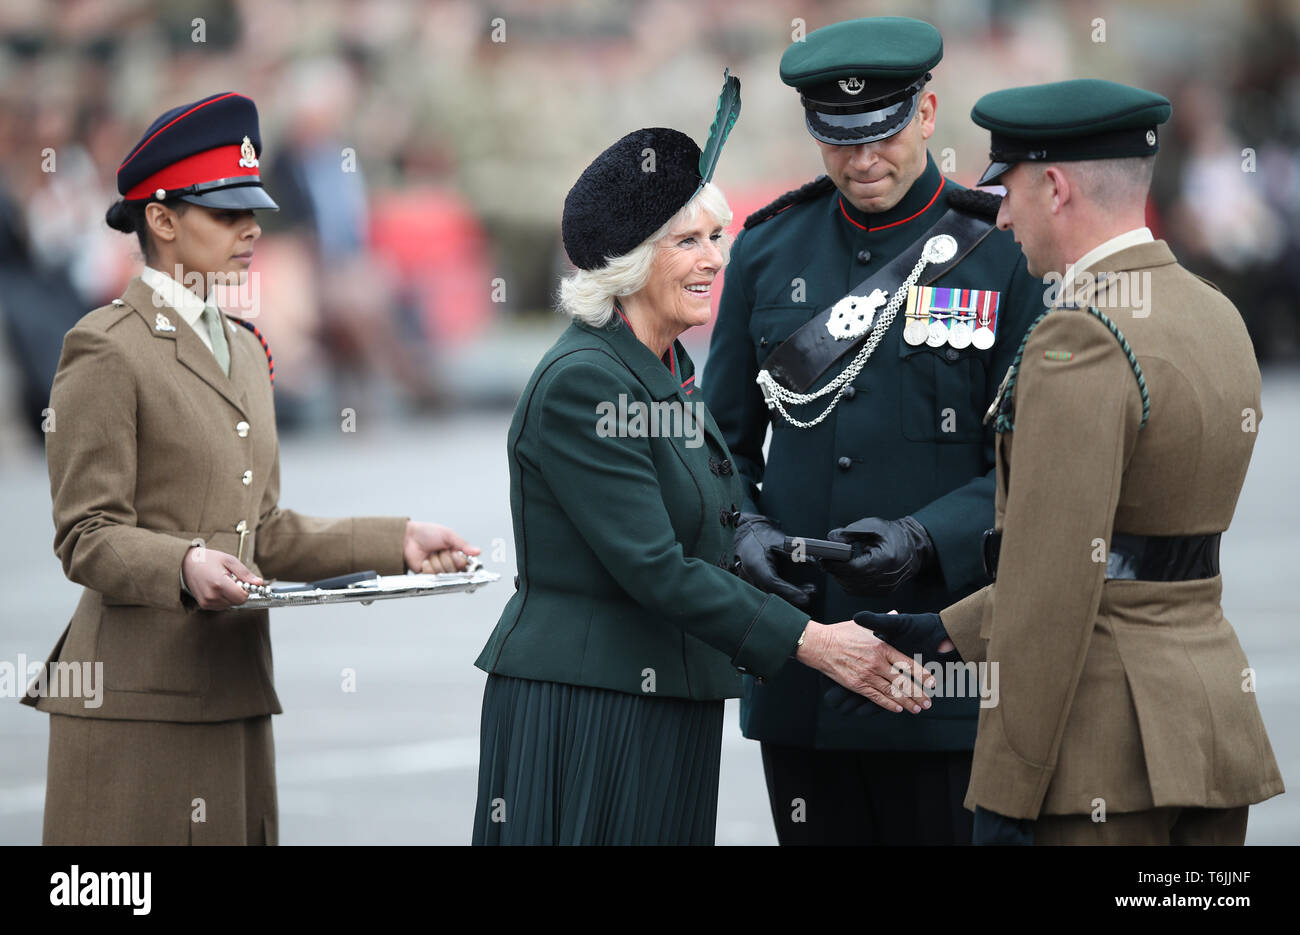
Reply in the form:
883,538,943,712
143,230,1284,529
702,16,1043,845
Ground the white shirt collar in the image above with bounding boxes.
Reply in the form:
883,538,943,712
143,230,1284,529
1065,227,1154,286
140,265,216,329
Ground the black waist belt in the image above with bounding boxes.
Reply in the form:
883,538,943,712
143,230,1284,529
981,529,1221,582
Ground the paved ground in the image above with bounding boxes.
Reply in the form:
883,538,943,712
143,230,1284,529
1,369,1296,845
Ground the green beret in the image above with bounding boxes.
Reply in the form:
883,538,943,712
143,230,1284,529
971,79,1172,185
780,17,943,145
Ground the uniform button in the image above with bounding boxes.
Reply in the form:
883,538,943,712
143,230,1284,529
856,249,872,264
236,420,250,437
720,459,733,475
945,348,959,361
241,470,253,486
844,386,857,400
759,337,768,347
837,456,852,471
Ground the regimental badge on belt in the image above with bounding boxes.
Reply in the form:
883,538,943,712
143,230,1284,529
826,288,889,341
903,285,1000,350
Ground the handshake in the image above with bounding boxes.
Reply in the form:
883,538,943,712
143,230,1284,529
734,510,957,713
797,609,957,715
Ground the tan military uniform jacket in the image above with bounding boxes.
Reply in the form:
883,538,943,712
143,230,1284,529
941,241,1284,819
24,276,409,722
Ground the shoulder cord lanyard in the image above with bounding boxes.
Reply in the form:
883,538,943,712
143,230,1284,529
234,318,275,387
987,305,1149,435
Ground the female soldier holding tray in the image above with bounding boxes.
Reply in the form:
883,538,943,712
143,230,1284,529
24,91,476,845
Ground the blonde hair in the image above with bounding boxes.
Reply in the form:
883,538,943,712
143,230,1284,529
558,182,734,327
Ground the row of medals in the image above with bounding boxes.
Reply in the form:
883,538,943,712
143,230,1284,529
903,311,996,350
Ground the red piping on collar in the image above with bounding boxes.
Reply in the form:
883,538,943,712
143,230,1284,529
839,175,946,233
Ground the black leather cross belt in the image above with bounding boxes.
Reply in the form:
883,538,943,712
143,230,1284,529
758,206,996,394
981,529,1221,582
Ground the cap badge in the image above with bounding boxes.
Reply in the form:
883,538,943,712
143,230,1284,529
837,77,866,95
154,312,176,332
1145,130,1156,146
239,135,259,168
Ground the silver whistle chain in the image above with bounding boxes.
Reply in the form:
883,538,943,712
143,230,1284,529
756,235,955,429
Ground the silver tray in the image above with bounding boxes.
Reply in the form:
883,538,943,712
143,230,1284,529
232,562,500,610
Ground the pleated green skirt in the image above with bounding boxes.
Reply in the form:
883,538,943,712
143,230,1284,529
472,674,724,845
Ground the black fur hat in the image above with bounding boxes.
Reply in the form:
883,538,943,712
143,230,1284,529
561,127,703,271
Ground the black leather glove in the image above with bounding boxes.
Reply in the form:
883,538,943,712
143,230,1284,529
973,806,1034,846
822,610,956,716
733,512,816,609
855,609,957,662
824,516,935,595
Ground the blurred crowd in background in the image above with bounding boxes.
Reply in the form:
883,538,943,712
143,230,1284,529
1,0,1297,454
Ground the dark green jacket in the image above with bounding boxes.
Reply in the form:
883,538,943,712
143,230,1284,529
476,316,810,700
702,155,1041,750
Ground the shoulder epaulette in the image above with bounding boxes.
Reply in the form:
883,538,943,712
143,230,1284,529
743,176,836,229
947,187,1002,221
1193,273,1224,294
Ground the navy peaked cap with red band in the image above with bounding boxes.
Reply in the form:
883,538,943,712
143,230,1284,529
117,91,278,211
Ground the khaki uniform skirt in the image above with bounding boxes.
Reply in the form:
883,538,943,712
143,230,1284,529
43,714,277,845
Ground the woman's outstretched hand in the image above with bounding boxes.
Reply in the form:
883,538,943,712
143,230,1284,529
405,521,481,574
795,620,935,714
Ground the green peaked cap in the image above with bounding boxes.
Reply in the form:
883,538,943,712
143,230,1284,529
780,16,942,86
971,79,1172,185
